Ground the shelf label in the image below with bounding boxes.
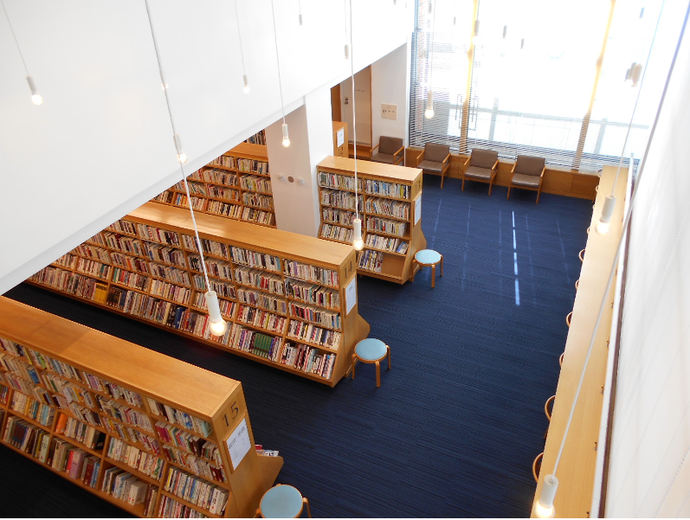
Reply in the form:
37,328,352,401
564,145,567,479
226,418,252,470
414,195,422,224
345,276,357,315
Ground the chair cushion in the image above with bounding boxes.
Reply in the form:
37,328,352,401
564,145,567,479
515,155,545,176
424,143,450,163
465,165,494,181
371,153,398,164
418,160,444,174
511,172,542,188
378,136,403,156
470,148,498,169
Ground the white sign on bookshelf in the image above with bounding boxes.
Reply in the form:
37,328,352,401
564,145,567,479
345,276,357,315
415,195,422,223
226,418,252,469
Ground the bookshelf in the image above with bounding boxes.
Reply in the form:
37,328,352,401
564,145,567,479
28,202,371,387
0,297,283,518
153,142,276,228
317,156,427,284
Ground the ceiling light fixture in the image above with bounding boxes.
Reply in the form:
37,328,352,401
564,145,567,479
2,1,42,105
271,0,290,147
144,0,227,336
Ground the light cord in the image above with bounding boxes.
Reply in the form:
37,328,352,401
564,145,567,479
233,0,247,78
552,0,686,477
1,0,30,76
270,0,287,123
144,0,211,292
348,0,359,221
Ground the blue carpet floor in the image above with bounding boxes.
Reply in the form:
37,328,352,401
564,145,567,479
2,175,592,517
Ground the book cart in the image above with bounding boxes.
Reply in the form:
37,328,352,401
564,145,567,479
317,156,427,284
0,297,283,518
153,142,276,228
28,202,371,387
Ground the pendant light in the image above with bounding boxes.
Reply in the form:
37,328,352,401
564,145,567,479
145,0,227,336
425,1,436,119
2,1,43,105
343,0,350,59
233,0,250,93
271,0,290,147
347,0,363,251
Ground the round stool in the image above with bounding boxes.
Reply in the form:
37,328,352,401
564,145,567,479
411,249,443,288
258,484,311,518
351,338,391,388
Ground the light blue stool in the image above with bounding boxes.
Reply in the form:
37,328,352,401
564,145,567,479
352,338,391,388
412,249,443,288
257,484,311,518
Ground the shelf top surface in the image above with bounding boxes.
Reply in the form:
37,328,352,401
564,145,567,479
225,142,268,160
0,297,240,418
131,202,355,268
318,156,422,182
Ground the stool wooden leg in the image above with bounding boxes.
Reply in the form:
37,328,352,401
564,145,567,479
431,264,436,288
375,360,381,388
411,260,418,282
351,354,356,380
440,256,444,277
387,345,391,370
303,498,311,518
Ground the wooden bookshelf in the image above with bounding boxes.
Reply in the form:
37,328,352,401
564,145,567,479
0,297,282,518
153,142,276,228
28,202,371,387
317,156,427,284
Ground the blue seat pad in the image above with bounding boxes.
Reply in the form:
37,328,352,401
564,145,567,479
355,338,387,361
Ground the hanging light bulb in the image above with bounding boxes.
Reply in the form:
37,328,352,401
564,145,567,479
243,74,250,93
596,194,617,235
344,44,350,59
472,19,482,45
26,76,42,105
282,123,291,147
205,291,228,336
352,217,364,251
533,474,558,518
425,90,435,119
174,134,188,164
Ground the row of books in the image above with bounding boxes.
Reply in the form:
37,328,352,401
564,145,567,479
230,246,281,272
285,279,341,309
322,207,355,226
318,171,357,190
164,466,229,515
283,260,340,287
157,495,205,518
237,287,287,315
131,223,182,248
110,252,151,276
107,436,166,480
319,174,411,199
97,395,155,433
112,266,149,291
366,216,408,238
55,413,106,450
154,422,221,463
143,243,187,267
239,174,272,193
241,206,275,226
162,442,226,484
358,250,384,273
320,188,363,211
320,223,354,243
93,231,145,257
234,267,285,295
365,234,409,254
11,391,55,426
242,192,274,210
75,257,111,280
206,199,242,218
149,279,192,305
288,301,342,330
202,168,238,186
286,320,342,350
206,184,240,202
364,196,411,220
185,236,230,258
230,327,283,362
102,466,151,506
30,267,107,303
210,154,236,168
237,158,269,174
146,399,213,438
280,343,336,379
75,243,112,264
3,416,51,461
236,304,287,334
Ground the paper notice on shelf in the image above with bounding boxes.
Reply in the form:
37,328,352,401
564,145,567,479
337,128,345,147
345,276,357,314
226,418,251,470
415,196,422,223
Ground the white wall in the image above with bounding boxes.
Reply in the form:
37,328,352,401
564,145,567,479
604,2,690,516
0,0,413,294
371,41,412,151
